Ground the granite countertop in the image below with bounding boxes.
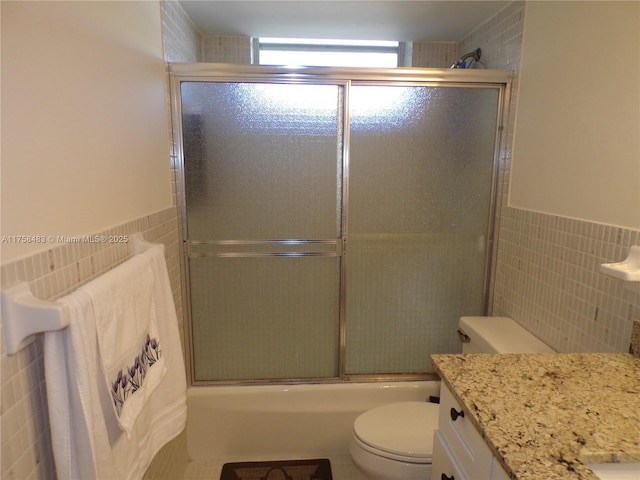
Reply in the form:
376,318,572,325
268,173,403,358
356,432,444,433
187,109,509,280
431,353,640,480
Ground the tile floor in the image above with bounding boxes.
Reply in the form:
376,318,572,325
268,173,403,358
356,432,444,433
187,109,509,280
143,431,367,480
184,455,367,479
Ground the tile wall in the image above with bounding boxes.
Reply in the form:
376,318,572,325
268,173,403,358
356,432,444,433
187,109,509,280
458,1,525,72
457,0,640,353
160,1,252,65
161,0,201,63
410,41,459,68
631,320,640,357
0,208,183,480
494,210,640,352
201,36,252,64
457,0,525,243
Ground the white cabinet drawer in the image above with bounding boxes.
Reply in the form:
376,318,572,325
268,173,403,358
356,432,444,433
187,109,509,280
432,430,468,480
438,384,493,479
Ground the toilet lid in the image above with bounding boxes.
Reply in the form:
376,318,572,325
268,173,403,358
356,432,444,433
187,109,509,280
353,401,439,461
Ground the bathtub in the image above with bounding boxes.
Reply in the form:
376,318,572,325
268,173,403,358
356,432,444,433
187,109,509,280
187,381,440,460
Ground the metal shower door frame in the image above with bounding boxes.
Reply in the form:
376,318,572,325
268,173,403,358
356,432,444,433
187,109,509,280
169,64,511,386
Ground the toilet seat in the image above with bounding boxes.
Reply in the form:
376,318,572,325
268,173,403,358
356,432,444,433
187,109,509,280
352,401,439,464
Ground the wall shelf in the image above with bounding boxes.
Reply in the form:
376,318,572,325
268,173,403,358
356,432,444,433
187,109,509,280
599,246,640,293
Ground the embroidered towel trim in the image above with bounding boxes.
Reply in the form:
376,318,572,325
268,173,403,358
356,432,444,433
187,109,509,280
82,254,167,437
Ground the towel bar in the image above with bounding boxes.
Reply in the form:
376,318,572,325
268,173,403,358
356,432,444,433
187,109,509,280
1,233,156,355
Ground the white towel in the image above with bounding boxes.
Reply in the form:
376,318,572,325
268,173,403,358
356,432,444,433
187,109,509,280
81,254,167,437
44,242,187,480
44,291,101,479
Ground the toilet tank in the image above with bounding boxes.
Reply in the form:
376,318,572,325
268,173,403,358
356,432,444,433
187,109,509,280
458,316,555,354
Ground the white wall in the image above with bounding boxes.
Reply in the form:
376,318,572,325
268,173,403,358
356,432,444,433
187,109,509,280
1,1,172,262
510,1,640,229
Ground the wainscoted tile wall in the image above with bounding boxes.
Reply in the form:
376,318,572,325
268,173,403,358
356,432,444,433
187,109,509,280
493,209,640,353
0,208,182,479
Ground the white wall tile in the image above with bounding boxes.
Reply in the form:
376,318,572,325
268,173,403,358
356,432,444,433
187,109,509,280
411,41,458,68
493,208,640,353
161,0,201,63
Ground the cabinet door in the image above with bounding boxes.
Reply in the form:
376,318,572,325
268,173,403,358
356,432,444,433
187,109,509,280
438,385,494,478
432,430,468,480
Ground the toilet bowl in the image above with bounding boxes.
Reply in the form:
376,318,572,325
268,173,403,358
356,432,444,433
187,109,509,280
349,316,555,479
349,401,439,480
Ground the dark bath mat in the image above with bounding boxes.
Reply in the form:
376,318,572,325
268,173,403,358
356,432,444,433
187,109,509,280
220,458,332,480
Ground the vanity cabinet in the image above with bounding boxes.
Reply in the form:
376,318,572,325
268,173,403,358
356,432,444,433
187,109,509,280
431,384,510,480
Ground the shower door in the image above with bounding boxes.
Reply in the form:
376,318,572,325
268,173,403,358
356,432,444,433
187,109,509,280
180,81,344,382
345,84,500,376
174,66,505,384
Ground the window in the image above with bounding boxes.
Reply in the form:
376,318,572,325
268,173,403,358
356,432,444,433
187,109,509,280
256,38,401,68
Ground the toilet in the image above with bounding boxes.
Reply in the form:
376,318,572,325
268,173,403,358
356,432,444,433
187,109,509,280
349,316,554,480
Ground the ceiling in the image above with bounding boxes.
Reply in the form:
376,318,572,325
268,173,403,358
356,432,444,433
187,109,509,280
178,1,511,42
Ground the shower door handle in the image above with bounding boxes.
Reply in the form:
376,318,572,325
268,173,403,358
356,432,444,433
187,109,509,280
186,239,343,258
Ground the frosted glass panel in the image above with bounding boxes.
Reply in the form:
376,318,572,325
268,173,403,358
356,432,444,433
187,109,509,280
190,257,340,381
181,82,342,240
181,81,343,382
345,85,500,375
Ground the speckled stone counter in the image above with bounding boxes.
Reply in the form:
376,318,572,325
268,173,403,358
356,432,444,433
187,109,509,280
431,353,640,480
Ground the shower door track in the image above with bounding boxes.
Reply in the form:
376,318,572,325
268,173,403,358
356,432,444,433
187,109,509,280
170,64,511,386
